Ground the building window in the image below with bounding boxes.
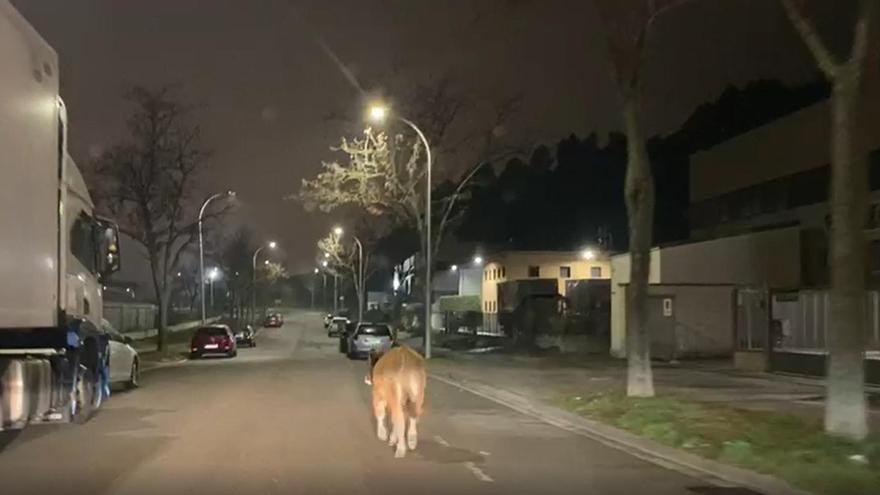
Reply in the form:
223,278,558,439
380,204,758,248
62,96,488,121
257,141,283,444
501,267,506,278
590,266,602,278
559,266,571,278
528,266,540,277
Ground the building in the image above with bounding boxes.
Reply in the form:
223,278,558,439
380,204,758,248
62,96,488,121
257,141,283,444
610,89,880,381
480,249,610,315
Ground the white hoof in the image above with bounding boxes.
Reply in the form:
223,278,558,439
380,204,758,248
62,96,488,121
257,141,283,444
394,445,407,458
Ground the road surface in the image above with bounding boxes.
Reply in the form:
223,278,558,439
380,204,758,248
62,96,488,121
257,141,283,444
0,310,723,495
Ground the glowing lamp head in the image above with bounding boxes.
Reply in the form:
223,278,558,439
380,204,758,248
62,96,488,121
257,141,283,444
450,264,458,272
473,256,484,266
581,249,595,260
268,241,277,249
333,226,343,236
369,105,388,123
322,260,329,267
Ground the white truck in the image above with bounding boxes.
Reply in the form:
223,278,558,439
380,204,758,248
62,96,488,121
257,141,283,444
0,0,122,430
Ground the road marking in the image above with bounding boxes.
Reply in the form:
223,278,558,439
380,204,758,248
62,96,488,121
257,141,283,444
464,461,494,482
433,435,450,447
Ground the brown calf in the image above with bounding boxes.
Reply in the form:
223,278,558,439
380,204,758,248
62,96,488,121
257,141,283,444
366,345,426,458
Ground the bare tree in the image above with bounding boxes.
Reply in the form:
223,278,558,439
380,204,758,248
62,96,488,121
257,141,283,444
217,227,256,321
317,229,384,319
780,0,878,441
593,0,686,397
93,86,220,354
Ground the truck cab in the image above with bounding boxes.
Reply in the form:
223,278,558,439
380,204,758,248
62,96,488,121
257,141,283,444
0,0,121,430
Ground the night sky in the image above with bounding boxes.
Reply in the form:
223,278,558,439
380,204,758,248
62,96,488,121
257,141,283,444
12,0,832,273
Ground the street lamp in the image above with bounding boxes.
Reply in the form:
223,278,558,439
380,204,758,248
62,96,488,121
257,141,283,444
369,103,434,358
334,226,365,323
450,264,458,272
199,190,235,323
473,255,484,266
252,240,277,324
208,267,220,309
581,249,595,260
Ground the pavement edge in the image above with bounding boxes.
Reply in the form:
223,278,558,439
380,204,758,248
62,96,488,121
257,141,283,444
430,372,816,495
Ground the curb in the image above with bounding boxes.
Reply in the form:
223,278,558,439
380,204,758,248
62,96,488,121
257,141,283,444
140,357,188,373
430,372,816,495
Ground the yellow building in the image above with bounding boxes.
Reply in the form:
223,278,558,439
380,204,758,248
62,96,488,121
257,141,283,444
480,250,611,314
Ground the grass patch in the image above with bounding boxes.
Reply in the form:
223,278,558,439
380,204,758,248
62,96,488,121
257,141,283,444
560,392,880,495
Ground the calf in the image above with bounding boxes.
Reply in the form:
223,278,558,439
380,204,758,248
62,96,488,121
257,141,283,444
365,345,426,458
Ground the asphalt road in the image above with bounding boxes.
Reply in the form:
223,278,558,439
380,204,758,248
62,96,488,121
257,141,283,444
0,310,719,495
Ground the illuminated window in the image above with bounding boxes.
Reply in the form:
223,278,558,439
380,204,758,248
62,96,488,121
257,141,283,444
559,266,571,278
591,266,602,278
528,266,540,277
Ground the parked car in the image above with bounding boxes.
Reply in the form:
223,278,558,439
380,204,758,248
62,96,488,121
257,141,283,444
327,316,349,338
235,324,256,348
190,325,237,358
346,322,394,359
102,319,140,389
263,313,283,328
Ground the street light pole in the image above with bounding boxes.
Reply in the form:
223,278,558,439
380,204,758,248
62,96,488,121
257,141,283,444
198,190,235,323
368,106,433,357
334,227,365,323
252,241,277,324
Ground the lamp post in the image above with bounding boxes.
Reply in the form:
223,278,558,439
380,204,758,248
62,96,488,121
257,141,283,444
321,260,329,311
199,190,235,323
334,226,365,323
369,104,433,358
208,267,220,310
252,241,277,324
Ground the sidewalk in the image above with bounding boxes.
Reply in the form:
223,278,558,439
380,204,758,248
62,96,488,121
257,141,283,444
428,350,880,429
425,347,880,495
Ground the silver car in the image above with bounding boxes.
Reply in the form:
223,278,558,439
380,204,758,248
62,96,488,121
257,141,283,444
346,323,393,359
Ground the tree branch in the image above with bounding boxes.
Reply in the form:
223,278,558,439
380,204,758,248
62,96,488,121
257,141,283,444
780,0,840,78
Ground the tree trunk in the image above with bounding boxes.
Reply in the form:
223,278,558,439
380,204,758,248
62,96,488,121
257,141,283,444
825,71,868,441
158,288,172,355
622,89,656,398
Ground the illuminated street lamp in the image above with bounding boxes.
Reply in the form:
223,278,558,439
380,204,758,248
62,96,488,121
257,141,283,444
251,241,277,323
581,249,596,261
450,264,458,272
473,256,484,266
198,189,235,322
369,103,434,358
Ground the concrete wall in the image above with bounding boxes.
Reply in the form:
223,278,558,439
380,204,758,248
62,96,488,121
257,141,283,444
610,227,801,357
610,249,661,357
660,227,802,287
649,285,735,358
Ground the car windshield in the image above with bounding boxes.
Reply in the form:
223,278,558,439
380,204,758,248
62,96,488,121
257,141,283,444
197,327,227,337
357,325,391,337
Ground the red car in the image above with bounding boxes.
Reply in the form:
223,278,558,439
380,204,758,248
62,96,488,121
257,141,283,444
190,325,237,358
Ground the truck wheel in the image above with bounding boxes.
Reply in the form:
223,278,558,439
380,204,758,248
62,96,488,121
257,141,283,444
71,364,98,424
126,359,140,389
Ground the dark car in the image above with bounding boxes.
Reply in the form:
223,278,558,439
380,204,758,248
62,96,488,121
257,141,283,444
263,313,282,328
190,325,237,358
235,324,256,348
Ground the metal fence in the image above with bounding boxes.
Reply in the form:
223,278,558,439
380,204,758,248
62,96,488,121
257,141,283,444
103,302,157,333
772,289,880,352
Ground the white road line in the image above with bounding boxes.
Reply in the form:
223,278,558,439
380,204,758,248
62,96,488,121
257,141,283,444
464,462,494,483
433,435,450,447
479,450,491,457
